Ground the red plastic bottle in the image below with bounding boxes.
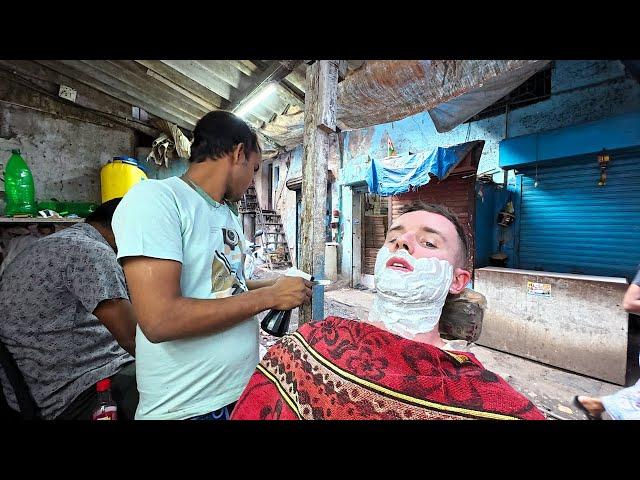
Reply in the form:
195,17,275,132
91,379,118,420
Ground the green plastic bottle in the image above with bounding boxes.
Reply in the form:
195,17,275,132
3,149,37,217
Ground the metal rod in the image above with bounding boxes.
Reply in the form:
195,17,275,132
0,99,148,134
0,67,159,134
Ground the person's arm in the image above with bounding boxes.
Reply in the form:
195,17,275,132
122,256,311,344
246,278,277,290
623,283,640,314
66,241,135,355
93,298,137,356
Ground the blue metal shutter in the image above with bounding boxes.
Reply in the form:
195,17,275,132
517,151,640,280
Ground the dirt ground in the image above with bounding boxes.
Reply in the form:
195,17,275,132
253,266,630,420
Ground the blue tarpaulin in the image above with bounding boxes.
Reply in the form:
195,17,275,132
366,140,484,196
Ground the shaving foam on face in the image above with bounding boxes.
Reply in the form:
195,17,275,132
368,246,454,338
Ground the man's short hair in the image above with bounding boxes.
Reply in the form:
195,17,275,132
189,110,262,164
397,201,469,268
86,198,122,228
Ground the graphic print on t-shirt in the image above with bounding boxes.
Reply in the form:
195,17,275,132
211,227,245,298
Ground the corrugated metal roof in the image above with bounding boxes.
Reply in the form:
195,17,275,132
29,60,309,129
18,60,366,155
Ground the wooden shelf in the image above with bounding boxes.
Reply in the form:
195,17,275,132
0,217,85,225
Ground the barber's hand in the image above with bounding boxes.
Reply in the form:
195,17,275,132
268,277,313,310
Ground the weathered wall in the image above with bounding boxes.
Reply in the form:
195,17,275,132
475,267,629,385
264,135,341,269
0,72,138,204
254,153,270,211
272,147,302,266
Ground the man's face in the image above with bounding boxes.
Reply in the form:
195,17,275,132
383,211,470,294
227,146,262,201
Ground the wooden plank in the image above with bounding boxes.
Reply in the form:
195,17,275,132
300,60,339,324
230,60,257,76
337,60,348,82
280,79,305,104
0,61,159,137
1,60,134,121
316,60,339,133
284,66,307,93
144,68,217,111
135,60,225,109
160,60,235,101
35,60,196,129
81,60,209,118
196,60,253,90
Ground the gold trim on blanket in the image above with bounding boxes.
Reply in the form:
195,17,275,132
290,331,519,420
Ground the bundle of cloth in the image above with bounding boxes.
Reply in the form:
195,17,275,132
147,120,192,168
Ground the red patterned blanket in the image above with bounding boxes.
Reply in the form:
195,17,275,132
231,317,545,420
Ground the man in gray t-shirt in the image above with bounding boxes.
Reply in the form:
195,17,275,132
0,199,137,419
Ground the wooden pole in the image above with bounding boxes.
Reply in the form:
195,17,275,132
300,60,339,325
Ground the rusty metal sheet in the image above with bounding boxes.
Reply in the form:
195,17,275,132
257,60,550,148
336,60,550,130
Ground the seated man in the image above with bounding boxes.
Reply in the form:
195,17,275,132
0,198,137,420
232,202,545,420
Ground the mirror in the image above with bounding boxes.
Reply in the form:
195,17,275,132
254,229,264,238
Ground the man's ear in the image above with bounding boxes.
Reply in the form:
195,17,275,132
232,143,245,165
449,268,471,294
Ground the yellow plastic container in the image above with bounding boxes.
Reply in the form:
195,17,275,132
100,157,148,203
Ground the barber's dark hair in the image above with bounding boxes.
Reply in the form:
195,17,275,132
189,110,261,163
397,201,469,267
86,197,122,228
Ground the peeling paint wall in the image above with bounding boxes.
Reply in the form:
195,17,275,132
0,79,137,204
475,267,629,384
262,135,341,269
259,146,301,265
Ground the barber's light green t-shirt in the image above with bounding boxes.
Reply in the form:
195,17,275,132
112,176,258,420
